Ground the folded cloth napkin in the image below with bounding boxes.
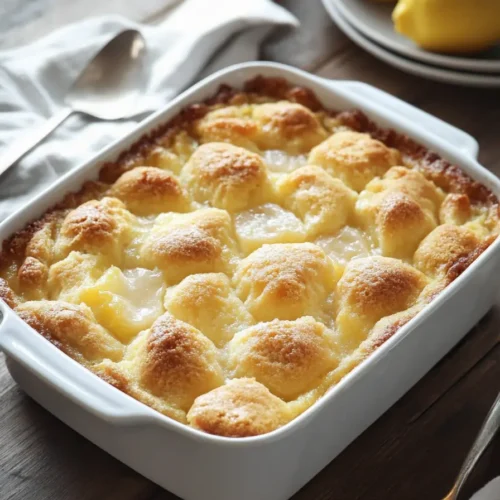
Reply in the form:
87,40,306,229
0,0,297,221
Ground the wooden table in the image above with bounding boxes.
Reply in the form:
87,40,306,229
1,1,499,499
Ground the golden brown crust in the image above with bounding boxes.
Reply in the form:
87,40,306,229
187,378,290,437
15,300,124,363
1,78,496,269
0,278,19,309
381,166,444,215
24,219,58,265
0,211,61,269
252,101,327,153
228,317,338,400
151,227,221,262
366,303,427,354
377,192,428,232
165,273,254,347
98,104,207,184
335,256,428,349
56,180,110,210
439,193,472,225
140,208,237,283
446,237,494,282
336,109,498,207
309,131,401,192
55,197,135,262
194,105,260,150
413,224,480,278
18,256,48,288
47,252,106,302
278,165,357,238
0,75,497,438
131,313,223,412
338,256,427,319
358,190,436,258
91,359,187,422
234,243,337,322
16,257,49,301
181,142,270,211
108,166,190,215
243,76,324,111
92,359,131,393
329,302,428,385
62,202,116,243
356,167,442,258
195,101,327,154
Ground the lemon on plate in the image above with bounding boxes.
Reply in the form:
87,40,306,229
393,0,500,53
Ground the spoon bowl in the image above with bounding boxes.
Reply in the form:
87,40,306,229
0,28,148,177
67,29,147,119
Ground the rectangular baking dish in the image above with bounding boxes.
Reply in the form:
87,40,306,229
1,62,499,500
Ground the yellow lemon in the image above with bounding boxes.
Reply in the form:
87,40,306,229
394,0,500,53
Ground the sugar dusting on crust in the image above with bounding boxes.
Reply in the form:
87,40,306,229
234,243,337,322
137,313,223,411
228,317,338,401
336,109,498,208
61,201,117,244
0,75,497,438
152,227,222,263
15,300,124,363
0,278,18,309
414,224,481,277
187,378,291,437
108,166,189,215
181,142,269,211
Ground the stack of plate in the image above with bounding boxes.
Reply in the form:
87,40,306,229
322,0,500,87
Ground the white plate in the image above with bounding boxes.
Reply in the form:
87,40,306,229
323,0,500,88
335,0,500,74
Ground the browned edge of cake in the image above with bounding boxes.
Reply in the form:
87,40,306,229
0,75,498,389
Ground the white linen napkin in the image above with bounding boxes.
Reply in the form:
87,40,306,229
0,0,297,221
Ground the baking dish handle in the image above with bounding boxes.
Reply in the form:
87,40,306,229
327,80,479,160
0,302,154,424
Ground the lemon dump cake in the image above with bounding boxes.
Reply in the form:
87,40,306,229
1,77,498,437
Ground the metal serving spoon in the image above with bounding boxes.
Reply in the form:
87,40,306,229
0,29,147,177
443,392,500,500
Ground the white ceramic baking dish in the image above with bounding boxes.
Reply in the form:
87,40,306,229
1,62,499,500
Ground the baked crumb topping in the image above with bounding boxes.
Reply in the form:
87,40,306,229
1,76,498,437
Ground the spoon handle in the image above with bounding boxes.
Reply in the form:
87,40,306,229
447,391,500,500
0,107,73,178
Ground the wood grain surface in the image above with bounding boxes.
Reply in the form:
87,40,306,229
1,1,499,499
